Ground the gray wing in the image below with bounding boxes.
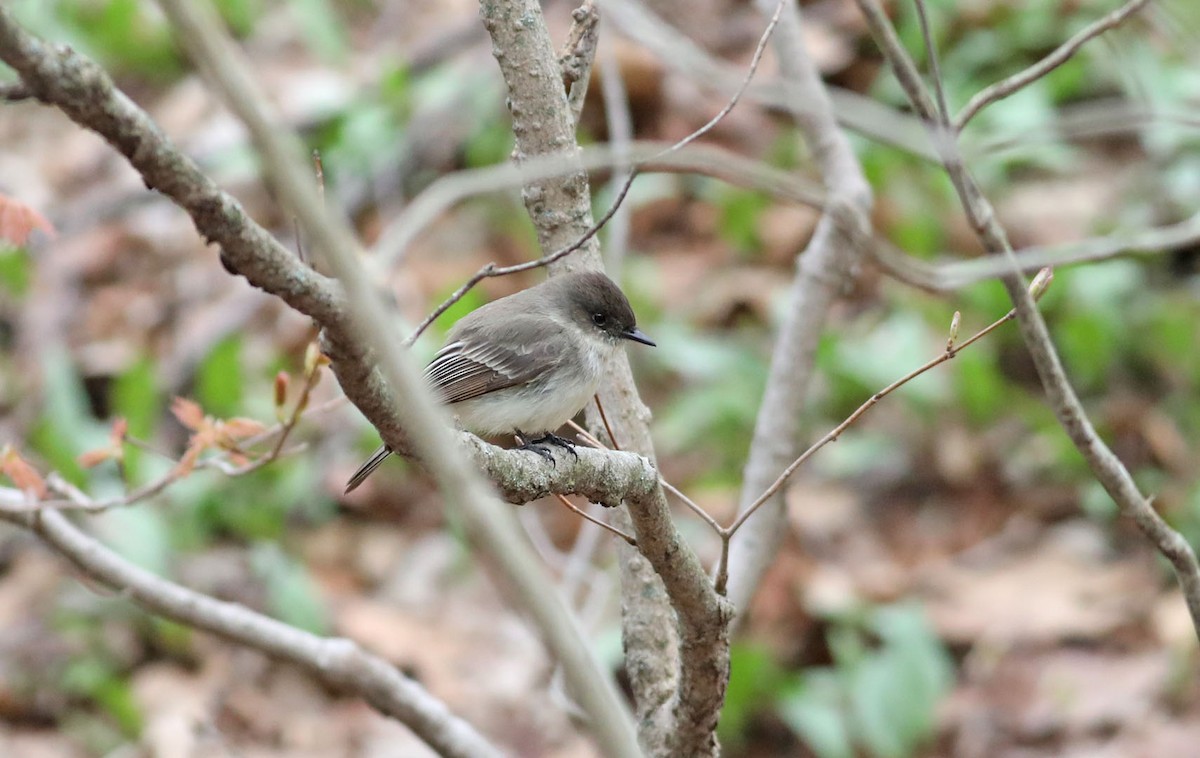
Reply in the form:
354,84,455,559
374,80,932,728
425,315,564,404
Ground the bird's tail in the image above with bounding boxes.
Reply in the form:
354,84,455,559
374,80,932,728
344,445,393,493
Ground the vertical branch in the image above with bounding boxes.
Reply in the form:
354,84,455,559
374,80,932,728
478,1,732,754
598,43,634,275
724,0,875,616
149,1,642,754
561,0,601,126
852,0,1200,638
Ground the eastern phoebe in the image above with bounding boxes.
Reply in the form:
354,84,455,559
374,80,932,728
344,271,655,493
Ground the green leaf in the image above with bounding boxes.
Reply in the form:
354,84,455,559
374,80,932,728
778,671,854,758
850,656,909,758
869,606,953,751
60,657,142,738
0,246,32,295
720,645,786,745
111,357,161,482
197,335,244,418
31,349,108,484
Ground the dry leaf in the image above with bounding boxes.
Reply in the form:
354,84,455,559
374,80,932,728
0,445,46,498
222,417,267,439
77,447,114,468
173,441,203,478
171,397,205,431
79,417,130,468
0,193,56,246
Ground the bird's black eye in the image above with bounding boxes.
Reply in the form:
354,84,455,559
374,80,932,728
591,312,608,326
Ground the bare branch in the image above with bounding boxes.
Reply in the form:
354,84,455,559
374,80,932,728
407,0,785,349
874,211,1200,292
0,5,644,753
853,0,1200,641
370,140,824,269
148,2,643,753
955,0,1151,130
597,41,634,274
554,493,638,546
561,0,601,126
723,0,875,617
0,507,501,758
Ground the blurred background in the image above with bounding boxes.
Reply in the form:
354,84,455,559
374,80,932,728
1,0,1199,755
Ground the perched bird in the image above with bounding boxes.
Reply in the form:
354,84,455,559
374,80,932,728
344,270,655,493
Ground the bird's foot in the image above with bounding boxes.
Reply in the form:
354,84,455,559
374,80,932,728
515,430,578,466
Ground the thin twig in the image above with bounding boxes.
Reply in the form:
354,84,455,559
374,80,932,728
954,0,1150,129
568,419,724,533
713,292,1036,594
913,0,951,125
555,494,637,546
854,0,1200,642
404,0,787,346
593,395,620,450
660,478,723,534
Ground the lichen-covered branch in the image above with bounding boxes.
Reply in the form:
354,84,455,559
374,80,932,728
0,6,644,754
478,0,732,753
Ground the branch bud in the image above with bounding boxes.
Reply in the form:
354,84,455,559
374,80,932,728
1029,267,1054,301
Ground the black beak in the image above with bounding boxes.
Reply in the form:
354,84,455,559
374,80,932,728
621,327,656,347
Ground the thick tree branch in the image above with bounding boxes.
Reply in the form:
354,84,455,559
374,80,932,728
0,11,346,330
0,6,643,754
0,508,500,758
149,1,643,754
478,1,732,753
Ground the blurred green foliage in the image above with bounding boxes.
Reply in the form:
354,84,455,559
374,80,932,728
0,246,33,295
5,0,1200,753
721,604,952,757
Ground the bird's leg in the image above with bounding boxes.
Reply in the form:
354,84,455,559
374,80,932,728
514,430,579,464
529,432,579,460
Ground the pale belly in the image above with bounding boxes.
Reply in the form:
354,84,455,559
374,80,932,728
450,341,614,436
